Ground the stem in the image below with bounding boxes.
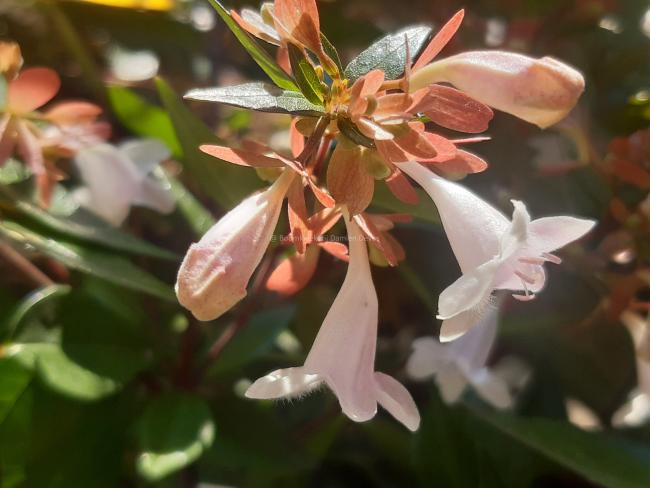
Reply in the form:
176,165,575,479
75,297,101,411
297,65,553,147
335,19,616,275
0,240,53,288
298,116,330,167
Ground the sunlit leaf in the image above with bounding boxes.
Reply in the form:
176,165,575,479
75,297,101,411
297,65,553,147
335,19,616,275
185,82,325,116
67,0,175,10
136,394,215,481
288,44,325,105
107,86,182,157
345,25,432,81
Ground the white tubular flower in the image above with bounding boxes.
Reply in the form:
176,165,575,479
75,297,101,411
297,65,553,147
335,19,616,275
409,51,585,128
407,303,513,408
73,139,175,226
245,213,420,431
398,161,595,342
176,170,295,322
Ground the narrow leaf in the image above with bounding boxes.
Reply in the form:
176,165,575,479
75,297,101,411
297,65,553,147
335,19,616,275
206,0,298,91
287,44,325,105
0,220,176,302
185,82,325,116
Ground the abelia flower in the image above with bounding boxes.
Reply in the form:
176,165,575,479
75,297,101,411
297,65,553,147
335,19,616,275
407,303,514,408
246,213,420,431
409,51,585,129
397,161,595,341
176,169,295,321
73,139,175,226
0,50,107,207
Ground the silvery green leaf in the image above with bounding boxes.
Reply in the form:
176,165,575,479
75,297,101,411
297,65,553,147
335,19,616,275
344,25,432,81
185,82,325,116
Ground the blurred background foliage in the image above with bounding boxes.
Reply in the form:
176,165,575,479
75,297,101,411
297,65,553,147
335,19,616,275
0,0,649,486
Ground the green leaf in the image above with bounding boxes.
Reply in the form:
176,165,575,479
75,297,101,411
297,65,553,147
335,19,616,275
9,343,119,401
0,357,31,426
0,220,176,302
0,160,30,185
288,44,325,105
185,82,325,116
136,394,215,481
477,411,650,488
208,306,295,376
320,33,343,76
107,86,182,158
160,168,216,237
344,25,432,81
371,180,440,224
2,190,177,260
206,0,298,91
156,77,262,208
2,284,71,340
0,365,32,488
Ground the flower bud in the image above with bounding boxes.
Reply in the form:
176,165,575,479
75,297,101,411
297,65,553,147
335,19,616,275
176,171,294,321
410,51,585,129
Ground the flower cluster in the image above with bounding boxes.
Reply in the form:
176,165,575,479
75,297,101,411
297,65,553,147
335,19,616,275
0,42,174,225
176,1,595,430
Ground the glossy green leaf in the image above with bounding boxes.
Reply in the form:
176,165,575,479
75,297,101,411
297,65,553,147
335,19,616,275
478,411,650,488
206,0,298,91
344,25,432,81
2,284,71,340
208,306,295,376
0,186,177,260
185,82,325,116
136,394,215,481
156,77,262,208
320,33,343,76
8,343,119,401
371,180,440,224
0,220,175,302
107,86,182,157
288,44,325,105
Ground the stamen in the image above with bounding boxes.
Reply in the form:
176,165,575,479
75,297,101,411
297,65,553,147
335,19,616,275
519,257,545,265
542,252,562,264
515,270,536,285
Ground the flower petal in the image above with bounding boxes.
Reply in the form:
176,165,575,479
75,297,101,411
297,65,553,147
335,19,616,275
266,245,320,296
468,369,512,409
406,337,449,379
413,9,464,70
435,365,468,404
200,144,285,168
374,372,421,431
120,139,171,175
245,367,323,399
411,51,584,128
7,67,60,113
44,101,103,125
528,216,595,254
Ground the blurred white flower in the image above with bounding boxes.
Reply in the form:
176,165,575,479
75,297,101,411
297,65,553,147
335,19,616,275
407,302,526,408
73,139,175,226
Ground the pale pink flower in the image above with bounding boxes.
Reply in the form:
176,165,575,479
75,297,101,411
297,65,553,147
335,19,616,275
73,139,175,226
398,161,595,342
176,170,295,322
407,302,517,408
409,51,585,129
245,214,420,431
